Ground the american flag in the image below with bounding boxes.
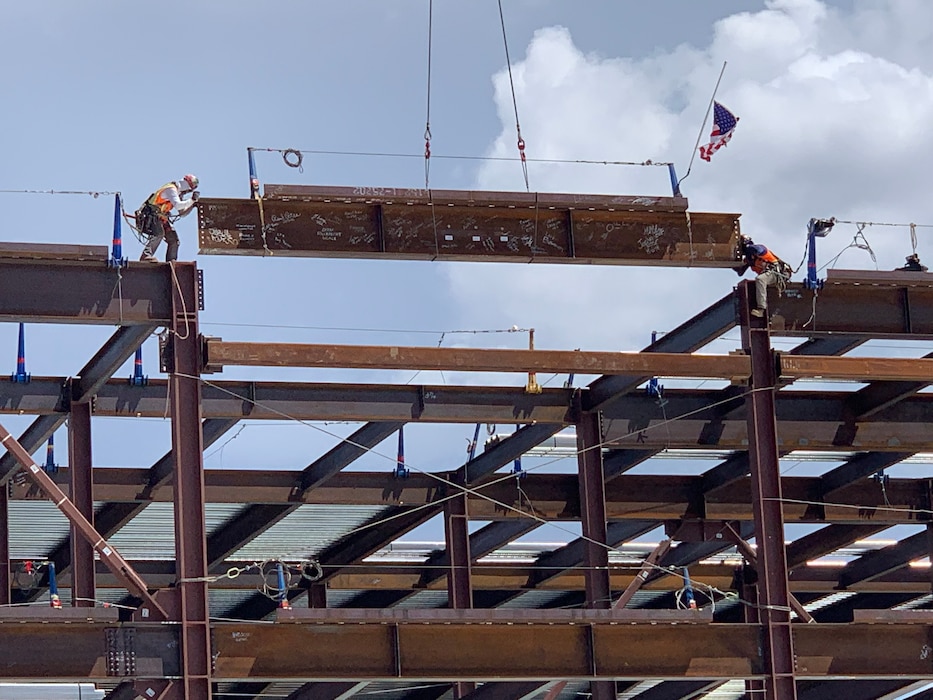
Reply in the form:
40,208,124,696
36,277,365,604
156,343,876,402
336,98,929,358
699,101,739,162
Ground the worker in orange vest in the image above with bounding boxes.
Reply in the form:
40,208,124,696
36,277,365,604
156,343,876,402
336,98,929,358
736,237,792,317
136,174,200,262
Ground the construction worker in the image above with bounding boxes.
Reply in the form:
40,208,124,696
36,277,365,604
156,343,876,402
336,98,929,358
736,237,792,317
136,174,200,262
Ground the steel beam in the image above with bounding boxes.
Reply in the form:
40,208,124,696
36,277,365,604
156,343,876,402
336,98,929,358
68,401,95,607
838,531,930,589
0,379,575,424
285,681,371,700
17,469,933,526
740,280,796,699
821,452,914,496
797,680,920,700
5,618,933,682
198,188,741,266
772,280,933,338
786,524,890,570
203,338,933,384
628,681,724,699
0,259,174,324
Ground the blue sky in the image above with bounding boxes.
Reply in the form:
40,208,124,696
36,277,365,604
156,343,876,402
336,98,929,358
2,1,932,545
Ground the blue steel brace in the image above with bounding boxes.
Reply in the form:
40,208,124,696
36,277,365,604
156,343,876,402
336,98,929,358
681,567,696,610
512,455,524,479
48,561,62,608
668,163,682,197
468,423,481,461
248,148,260,199
10,323,30,383
646,332,664,399
128,346,149,386
43,436,58,474
276,562,290,609
394,425,409,478
108,193,127,268
805,217,836,290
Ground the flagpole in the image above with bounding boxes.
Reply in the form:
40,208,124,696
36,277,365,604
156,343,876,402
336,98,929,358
678,60,728,188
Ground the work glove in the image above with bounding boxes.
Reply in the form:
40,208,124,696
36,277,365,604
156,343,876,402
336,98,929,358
191,191,200,202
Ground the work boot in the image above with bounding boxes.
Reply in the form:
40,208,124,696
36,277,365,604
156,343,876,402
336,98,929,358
750,308,765,318
139,254,158,263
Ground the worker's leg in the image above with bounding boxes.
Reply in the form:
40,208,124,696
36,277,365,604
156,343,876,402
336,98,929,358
164,227,180,262
140,216,164,261
755,271,777,310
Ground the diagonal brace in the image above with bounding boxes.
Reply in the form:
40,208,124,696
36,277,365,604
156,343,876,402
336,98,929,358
0,420,167,620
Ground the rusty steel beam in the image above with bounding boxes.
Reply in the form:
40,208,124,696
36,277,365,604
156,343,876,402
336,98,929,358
771,281,933,338
198,187,742,267
4,618,933,682
15,469,932,525
0,377,575,423
0,259,174,324
203,339,752,376
202,338,933,383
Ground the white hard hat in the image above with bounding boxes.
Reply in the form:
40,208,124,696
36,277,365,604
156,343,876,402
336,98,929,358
182,174,199,191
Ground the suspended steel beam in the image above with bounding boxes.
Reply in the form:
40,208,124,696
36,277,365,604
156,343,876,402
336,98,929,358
197,186,742,267
0,259,175,324
785,524,890,570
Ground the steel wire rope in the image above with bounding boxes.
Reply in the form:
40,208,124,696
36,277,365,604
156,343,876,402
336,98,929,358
247,146,670,167
176,372,775,605
199,321,533,336
497,0,529,191
0,188,117,197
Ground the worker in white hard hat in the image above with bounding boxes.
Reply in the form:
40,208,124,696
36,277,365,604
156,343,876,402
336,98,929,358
136,174,200,262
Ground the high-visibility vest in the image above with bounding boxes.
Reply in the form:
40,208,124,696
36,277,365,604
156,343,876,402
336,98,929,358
751,248,779,274
146,182,177,217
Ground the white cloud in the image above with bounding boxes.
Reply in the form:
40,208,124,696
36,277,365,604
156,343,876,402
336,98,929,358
446,0,933,353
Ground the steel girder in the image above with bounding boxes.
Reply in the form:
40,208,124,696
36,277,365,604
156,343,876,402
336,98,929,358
197,187,741,266
0,259,175,324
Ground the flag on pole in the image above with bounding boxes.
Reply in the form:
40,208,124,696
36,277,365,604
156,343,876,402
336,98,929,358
699,102,739,162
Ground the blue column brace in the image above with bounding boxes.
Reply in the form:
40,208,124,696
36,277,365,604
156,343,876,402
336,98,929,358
108,193,127,268
10,323,30,383
248,148,260,200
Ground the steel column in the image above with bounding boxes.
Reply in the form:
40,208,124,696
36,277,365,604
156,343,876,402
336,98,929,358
740,281,796,699
167,262,211,699
445,477,475,699
576,413,610,610
0,481,8,605
68,402,95,607
576,412,614,700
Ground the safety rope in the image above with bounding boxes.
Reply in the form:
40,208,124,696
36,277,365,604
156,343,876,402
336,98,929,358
424,0,434,189
497,0,529,191
246,145,669,168
0,189,117,197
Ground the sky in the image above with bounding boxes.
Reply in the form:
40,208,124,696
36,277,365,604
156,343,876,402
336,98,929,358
2,0,933,548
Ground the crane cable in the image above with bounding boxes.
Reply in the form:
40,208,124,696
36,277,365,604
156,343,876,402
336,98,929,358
424,0,434,189
497,0,529,192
